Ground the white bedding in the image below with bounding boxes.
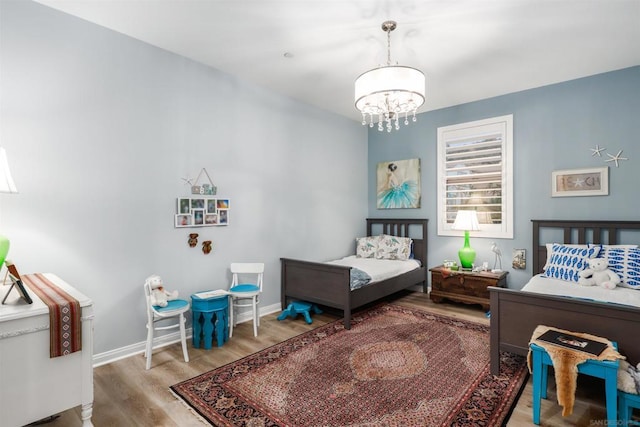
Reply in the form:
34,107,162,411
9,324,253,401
522,274,640,308
328,255,420,284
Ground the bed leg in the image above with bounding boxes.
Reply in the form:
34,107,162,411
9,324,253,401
491,348,500,375
344,308,351,330
422,280,427,293
490,288,500,375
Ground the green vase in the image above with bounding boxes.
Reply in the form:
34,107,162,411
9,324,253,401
458,230,476,269
0,235,10,268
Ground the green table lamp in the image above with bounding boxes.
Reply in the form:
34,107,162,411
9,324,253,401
0,147,18,268
0,236,9,268
452,210,480,269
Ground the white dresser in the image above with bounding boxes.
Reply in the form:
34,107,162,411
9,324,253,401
0,273,94,427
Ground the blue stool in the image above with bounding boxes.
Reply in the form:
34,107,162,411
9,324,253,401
530,341,619,425
619,390,640,426
191,293,229,349
278,301,322,324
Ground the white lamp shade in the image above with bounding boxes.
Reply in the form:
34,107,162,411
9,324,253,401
0,148,18,194
452,210,480,231
355,65,425,112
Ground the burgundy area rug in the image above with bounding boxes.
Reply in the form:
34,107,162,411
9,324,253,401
171,304,527,426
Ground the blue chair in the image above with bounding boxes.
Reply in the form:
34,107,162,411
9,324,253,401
530,341,619,425
228,263,264,337
619,389,640,426
143,278,190,370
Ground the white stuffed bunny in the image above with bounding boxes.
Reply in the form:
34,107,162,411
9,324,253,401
145,274,179,307
578,258,621,290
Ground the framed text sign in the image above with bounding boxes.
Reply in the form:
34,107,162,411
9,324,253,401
551,167,608,197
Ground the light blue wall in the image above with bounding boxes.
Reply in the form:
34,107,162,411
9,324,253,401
0,1,367,356
3,0,638,357
368,67,640,288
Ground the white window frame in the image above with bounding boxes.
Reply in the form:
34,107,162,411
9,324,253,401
437,114,513,239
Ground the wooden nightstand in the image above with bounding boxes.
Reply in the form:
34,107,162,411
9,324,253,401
429,266,508,310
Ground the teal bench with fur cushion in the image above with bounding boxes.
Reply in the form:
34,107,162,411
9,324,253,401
530,341,619,425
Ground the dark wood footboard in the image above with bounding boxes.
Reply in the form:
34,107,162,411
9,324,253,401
281,218,428,329
490,286,640,374
280,258,352,319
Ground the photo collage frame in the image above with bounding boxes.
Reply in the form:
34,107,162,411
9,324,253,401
175,197,230,228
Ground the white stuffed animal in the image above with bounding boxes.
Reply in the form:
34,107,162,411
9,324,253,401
578,258,621,289
145,274,179,307
618,359,640,394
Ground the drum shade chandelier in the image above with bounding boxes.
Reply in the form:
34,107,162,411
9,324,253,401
355,20,425,132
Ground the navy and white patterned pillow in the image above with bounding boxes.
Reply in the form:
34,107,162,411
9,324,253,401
543,244,600,283
544,243,588,271
605,247,640,289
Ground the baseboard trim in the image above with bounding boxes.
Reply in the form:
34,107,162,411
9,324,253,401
93,302,282,367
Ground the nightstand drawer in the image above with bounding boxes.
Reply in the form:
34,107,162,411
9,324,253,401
433,273,496,298
429,265,508,310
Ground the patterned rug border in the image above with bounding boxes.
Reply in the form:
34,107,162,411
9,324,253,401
171,303,528,426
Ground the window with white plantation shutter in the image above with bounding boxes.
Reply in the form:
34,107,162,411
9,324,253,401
437,115,513,238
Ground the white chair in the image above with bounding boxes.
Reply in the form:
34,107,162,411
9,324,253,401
228,262,264,337
143,278,190,370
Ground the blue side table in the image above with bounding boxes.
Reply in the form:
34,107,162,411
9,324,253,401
191,292,229,349
278,301,322,324
530,341,619,425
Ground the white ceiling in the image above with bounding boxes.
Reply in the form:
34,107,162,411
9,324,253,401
35,0,640,123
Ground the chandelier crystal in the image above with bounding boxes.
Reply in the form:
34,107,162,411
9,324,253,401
355,21,425,132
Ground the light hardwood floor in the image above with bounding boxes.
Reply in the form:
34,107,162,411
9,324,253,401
45,291,623,426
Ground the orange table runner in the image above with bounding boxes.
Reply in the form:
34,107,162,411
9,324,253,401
23,273,82,357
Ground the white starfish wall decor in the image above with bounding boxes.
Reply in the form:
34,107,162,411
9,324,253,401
590,144,606,157
605,150,628,168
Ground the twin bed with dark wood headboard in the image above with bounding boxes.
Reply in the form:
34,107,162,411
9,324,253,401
489,219,640,374
281,218,428,329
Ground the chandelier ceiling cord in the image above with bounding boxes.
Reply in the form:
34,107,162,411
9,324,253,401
355,20,426,132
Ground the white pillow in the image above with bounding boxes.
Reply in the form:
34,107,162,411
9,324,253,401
355,236,379,258
543,243,588,271
543,243,600,283
376,235,412,261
